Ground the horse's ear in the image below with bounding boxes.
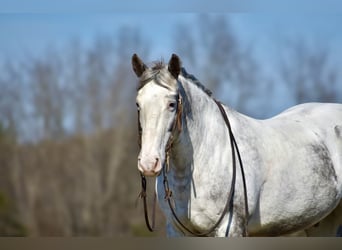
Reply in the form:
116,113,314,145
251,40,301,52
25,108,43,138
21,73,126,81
132,53,147,77
168,54,181,79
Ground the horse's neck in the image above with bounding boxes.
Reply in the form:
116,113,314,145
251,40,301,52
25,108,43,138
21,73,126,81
170,78,233,189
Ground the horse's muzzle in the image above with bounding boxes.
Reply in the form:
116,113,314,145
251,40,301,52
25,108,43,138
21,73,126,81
138,156,162,177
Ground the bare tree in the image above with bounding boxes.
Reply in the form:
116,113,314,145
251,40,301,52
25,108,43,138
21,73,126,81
173,22,197,67
279,39,341,104
84,36,110,132
65,38,86,134
28,49,66,140
173,14,268,117
0,60,24,139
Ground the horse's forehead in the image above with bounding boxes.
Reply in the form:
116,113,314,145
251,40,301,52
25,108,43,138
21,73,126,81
137,81,177,102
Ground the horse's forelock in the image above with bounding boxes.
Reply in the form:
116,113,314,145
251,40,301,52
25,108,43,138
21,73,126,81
151,61,165,71
137,61,212,98
138,61,177,91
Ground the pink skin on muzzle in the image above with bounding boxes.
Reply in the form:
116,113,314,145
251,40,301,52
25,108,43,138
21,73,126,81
138,154,163,177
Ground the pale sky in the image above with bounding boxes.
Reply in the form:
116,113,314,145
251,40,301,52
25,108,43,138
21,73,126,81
1,1,342,118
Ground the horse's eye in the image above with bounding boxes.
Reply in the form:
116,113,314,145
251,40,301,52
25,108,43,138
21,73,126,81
136,103,140,110
168,102,176,111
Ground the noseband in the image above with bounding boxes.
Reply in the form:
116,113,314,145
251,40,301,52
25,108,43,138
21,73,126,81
137,86,249,237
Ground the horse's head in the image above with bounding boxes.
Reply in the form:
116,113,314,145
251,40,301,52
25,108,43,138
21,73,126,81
132,54,182,177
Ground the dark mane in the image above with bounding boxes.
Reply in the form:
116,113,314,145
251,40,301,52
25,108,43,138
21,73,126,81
138,61,213,97
180,68,212,97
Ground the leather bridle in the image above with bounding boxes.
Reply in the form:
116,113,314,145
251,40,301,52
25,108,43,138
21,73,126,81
137,86,249,237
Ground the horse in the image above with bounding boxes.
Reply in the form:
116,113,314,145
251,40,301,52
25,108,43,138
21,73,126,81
132,53,342,237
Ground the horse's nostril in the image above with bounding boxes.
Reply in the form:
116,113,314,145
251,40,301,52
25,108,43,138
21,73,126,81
154,158,159,169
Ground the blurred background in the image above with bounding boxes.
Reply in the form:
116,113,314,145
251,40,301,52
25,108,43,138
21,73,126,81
0,12,342,236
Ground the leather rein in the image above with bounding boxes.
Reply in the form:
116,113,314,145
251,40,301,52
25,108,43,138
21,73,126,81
137,91,249,237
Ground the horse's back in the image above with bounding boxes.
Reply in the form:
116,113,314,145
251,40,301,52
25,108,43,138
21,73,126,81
271,102,342,126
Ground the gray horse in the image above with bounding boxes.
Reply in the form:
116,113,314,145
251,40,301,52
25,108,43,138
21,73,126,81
133,53,342,237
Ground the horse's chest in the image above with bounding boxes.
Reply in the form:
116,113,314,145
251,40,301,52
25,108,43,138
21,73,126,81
156,175,222,232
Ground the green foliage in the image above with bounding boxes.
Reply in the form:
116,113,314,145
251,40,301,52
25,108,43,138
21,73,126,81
0,122,16,146
130,223,156,237
0,122,26,236
0,192,27,236
0,123,5,140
